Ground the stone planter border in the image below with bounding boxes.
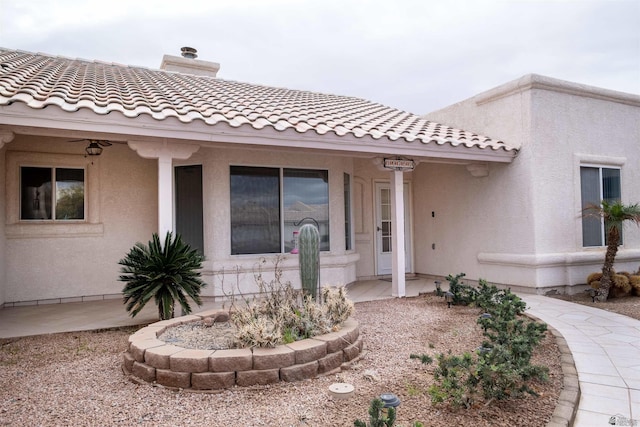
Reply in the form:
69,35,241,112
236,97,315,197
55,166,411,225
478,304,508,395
123,309,362,391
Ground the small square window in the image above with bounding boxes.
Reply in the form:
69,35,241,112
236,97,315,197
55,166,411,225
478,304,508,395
21,166,85,221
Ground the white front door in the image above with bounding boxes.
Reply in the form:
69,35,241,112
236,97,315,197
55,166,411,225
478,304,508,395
375,182,411,275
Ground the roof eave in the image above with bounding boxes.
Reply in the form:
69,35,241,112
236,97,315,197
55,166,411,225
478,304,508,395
0,103,517,163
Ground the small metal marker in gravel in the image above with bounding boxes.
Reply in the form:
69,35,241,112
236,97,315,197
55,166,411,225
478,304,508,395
328,383,355,400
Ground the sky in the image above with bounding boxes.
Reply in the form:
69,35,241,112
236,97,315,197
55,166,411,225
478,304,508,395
1,0,638,114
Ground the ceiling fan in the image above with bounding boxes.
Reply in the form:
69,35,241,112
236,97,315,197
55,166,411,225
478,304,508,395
69,139,113,156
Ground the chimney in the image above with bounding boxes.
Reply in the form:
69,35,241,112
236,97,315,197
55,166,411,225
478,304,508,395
160,47,220,77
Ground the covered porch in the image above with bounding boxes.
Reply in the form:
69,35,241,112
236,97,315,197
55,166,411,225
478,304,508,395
0,277,439,339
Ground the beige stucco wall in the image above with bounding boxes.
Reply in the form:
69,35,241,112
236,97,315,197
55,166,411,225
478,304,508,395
3,136,362,304
4,136,157,303
425,75,640,291
175,145,359,299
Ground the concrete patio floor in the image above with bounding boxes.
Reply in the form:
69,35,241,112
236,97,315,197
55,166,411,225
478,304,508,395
0,277,638,426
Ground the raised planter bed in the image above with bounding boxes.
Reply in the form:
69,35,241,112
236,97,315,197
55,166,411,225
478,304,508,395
123,309,362,390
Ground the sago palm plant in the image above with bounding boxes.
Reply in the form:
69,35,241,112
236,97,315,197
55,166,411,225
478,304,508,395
583,201,640,301
118,232,206,320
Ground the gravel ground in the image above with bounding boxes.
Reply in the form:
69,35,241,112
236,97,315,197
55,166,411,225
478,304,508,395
0,296,562,426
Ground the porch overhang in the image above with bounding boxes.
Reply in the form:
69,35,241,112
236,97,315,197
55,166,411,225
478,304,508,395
0,103,516,165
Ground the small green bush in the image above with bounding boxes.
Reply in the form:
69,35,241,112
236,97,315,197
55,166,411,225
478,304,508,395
445,273,478,306
412,275,548,408
354,398,423,427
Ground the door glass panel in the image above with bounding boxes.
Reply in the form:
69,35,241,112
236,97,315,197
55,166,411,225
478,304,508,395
381,188,392,253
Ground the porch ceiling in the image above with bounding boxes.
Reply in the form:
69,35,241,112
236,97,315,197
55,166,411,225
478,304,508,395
0,48,518,162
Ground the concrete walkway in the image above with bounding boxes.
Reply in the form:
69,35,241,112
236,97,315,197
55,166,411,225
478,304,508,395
522,295,640,426
1,279,639,426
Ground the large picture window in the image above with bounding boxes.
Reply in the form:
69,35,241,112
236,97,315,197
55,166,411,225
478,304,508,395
230,166,329,255
580,166,621,247
20,166,85,221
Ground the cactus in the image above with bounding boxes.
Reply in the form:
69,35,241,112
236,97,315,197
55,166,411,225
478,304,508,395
299,224,320,301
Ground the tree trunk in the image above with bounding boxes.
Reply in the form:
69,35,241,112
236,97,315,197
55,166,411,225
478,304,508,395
597,227,620,302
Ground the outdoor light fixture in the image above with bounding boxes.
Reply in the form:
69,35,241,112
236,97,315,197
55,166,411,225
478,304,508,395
379,392,401,418
479,312,492,332
434,280,443,297
588,288,597,302
444,291,454,308
85,141,103,156
477,345,492,354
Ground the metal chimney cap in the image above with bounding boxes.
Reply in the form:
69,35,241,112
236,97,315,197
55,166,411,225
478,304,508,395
181,47,198,59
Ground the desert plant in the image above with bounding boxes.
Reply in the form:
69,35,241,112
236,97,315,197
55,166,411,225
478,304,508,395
354,398,424,427
586,272,603,285
582,201,640,301
354,398,396,427
118,232,205,320
610,274,632,298
629,275,640,296
322,286,355,325
428,352,477,408
299,224,320,300
413,280,548,408
445,273,478,306
229,257,354,347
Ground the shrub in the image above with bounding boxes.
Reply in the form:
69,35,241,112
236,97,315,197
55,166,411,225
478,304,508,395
445,273,478,306
586,272,602,285
610,274,631,298
629,276,640,296
322,286,355,326
118,232,206,320
354,398,424,427
412,276,548,408
229,257,355,347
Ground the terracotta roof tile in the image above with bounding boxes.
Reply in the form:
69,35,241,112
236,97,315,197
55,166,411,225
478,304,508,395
0,48,516,154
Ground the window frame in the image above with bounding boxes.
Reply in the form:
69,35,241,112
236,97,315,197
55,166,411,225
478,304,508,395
230,165,330,256
6,151,103,238
580,164,622,247
20,165,87,222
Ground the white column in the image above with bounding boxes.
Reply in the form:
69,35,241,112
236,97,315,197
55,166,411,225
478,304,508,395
157,154,173,238
127,140,200,239
390,169,406,297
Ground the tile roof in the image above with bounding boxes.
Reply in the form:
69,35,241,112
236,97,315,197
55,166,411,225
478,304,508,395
0,49,516,154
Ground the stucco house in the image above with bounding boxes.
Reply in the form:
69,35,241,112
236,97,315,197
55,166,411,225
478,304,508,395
0,47,638,308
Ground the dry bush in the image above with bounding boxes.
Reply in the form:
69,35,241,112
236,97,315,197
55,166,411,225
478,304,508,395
227,258,355,348
586,272,602,285
610,274,632,298
322,286,355,325
629,276,640,296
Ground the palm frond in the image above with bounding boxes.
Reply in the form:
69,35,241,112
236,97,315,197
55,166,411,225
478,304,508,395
118,231,206,319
